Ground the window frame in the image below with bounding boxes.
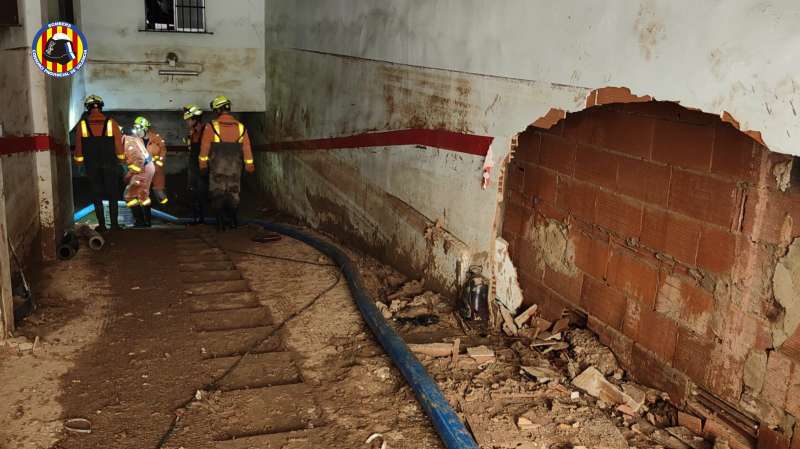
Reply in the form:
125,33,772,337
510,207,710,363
142,0,211,34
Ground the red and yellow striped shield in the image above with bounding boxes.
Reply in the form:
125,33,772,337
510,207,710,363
31,22,88,78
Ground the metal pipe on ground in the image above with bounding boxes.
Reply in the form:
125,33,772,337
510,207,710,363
58,230,79,260
153,212,480,449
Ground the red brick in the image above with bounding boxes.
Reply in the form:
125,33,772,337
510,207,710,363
786,365,800,419
630,343,689,404
523,166,558,205
535,201,568,223
515,234,545,281
543,266,583,306
762,351,792,410
781,328,800,363
669,170,739,228
505,161,526,194
636,309,678,363
515,130,541,164
677,412,704,435
556,177,597,223
673,326,712,385
574,144,619,189
758,426,791,449
581,276,627,329
616,157,671,207
704,345,744,402
697,225,736,274
502,192,526,241
712,122,758,182
572,229,610,280
743,189,800,245
622,102,719,126
588,109,654,158
539,133,576,175
518,275,549,308
652,119,715,171
607,245,659,307
655,275,714,336
641,207,702,265
595,190,643,239
622,296,642,340
541,291,575,321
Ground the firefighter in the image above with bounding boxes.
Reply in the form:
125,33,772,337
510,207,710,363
73,94,125,232
121,134,155,227
132,116,168,209
199,95,255,231
183,104,208,224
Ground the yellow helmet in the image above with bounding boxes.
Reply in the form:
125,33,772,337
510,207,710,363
133,116,151,130
84,94,104,110
210,95,231,111
183,104,203,120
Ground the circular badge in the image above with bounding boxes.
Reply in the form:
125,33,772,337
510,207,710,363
31,21,88,78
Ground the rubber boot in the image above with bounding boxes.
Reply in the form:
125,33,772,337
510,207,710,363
143,206,152,228
93,200,108,232
230,206,239,229
109,201,121,231
131,206,147,228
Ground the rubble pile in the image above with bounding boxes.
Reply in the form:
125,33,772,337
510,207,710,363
371,278,721,449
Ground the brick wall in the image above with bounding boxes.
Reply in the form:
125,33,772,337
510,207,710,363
503,102,800,447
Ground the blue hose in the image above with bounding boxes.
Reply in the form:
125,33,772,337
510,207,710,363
70,204,479,448
162,214,478,448
249,221,479,449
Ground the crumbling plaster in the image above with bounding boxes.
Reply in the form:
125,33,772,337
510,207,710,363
772,239,800,347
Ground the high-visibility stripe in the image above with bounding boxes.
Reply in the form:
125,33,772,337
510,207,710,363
244,159,254,164
80,120,89,138
237,123,245,143
128,164,142,172
126,199,140,207
75,30,83,67
73,156,84,162
117,154,126,160
65,28,74,71
212,121,221,143
199,155,209,162
160,197,169,205
142,198,152,206
45,27,53,72
106,120,114,136
155,160,164,167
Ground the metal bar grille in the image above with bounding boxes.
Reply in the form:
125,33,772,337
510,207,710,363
144,0,209,34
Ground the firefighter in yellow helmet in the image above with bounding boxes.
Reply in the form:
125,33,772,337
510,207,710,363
121,131,155,228
132,116,168,213
183,104,208,223
73,94,125,232
199,95,255,230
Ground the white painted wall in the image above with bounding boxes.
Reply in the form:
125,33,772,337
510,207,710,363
77,0,265,112
261,0,800,291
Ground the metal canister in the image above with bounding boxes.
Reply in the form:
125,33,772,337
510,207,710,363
460,266,490,321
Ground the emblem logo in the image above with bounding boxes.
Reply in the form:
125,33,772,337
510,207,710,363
31,22,88,78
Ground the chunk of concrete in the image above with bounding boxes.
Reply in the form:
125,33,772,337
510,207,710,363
572,367,643,411
772,239,800,347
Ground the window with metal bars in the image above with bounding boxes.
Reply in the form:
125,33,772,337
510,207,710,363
144,0,207,33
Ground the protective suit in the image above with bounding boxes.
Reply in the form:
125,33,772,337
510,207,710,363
122,135,155,227
199,96,255,230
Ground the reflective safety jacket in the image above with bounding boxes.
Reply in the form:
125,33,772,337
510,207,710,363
145,132,167,168
73,109,124,164
198,113,253,169
122,135,152,174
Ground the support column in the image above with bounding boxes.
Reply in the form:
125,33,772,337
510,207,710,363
35,149,57,260
0,159,14,337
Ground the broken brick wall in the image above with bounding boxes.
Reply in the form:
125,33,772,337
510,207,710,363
502,101,800,445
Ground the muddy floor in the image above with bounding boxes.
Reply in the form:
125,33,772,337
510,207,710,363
0,222,716,449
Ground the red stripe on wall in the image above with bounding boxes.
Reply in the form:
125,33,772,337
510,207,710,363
258,128,494,156
0,136,66,156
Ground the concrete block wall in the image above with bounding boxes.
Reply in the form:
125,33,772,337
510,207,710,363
503,101,800,446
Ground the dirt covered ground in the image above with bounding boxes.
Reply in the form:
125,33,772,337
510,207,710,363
0,221,717,449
